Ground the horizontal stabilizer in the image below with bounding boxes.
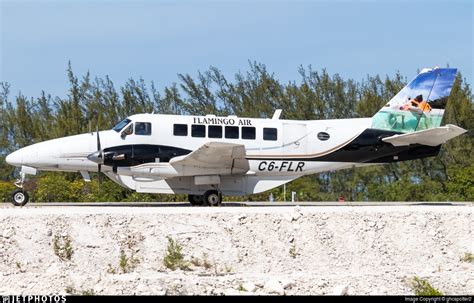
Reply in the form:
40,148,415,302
382,124,466,147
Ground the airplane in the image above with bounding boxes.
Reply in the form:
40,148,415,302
5,67,467,206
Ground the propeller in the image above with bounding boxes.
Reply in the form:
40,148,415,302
87,125,104,183
96,126,102,174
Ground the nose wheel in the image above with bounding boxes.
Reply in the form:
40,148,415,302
12,189,29,206
11,171,30,206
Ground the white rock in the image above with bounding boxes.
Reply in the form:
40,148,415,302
280,279,293,289
242,282,256,292
283,213,293,222
330,284,349,295
292,211,302,222
264,279,285,295
224,288,240,296
2,229,14,239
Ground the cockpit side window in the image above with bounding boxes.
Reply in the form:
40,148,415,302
122,123,134,136
113,118,132,132
135,122,152,136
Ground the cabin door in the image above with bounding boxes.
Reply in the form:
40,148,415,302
282,123,308,156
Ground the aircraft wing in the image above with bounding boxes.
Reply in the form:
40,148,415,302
169,142,249,175
382,124,467,147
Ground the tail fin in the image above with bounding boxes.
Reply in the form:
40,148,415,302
371,67,457,133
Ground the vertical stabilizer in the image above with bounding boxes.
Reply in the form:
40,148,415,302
372,67,457,133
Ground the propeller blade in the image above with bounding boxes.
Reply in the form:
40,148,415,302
96,125,103,182
96,126,101,152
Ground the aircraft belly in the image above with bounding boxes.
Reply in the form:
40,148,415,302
133,176,246,196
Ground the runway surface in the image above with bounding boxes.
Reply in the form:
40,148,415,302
0,201,471,208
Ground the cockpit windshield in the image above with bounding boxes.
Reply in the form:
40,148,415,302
112,118,132,132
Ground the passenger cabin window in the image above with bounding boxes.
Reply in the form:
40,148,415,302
225,126,239,139
191,124,206,137
113,118,131,132
242,127,256,140
135,122,152,135
173,124,188,136
263,128,278,141
208,125,222,138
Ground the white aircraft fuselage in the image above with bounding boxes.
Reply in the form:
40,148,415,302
5,67,467,206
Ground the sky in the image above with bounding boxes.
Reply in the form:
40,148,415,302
1,0,472,99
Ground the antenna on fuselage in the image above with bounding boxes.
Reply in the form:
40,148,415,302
272,109,282,120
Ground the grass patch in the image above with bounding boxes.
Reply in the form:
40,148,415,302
289,243,298,258
106,249,139,274
224,264,233,273
410,277,444,296
64,286,96,295
460,252,474,263
53,234,73,261
163,236,190,271
81,289,96,296
118,250,139,273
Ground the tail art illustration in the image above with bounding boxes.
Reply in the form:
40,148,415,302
371,67,457,132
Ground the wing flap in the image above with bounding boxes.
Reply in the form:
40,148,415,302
382,124,466,147
170,142,249,174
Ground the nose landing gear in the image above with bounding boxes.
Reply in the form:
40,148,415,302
11,171,30,206
12,189,29,206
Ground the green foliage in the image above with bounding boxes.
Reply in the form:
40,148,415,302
289,243,298,258
53,234,73,261
118,250,139,273
0,181,15,202
0,63,472,202
163,236,190,271
80,289,96,296
64,286,96,296
460,252,474,263
36,174,84,202
410,277,444,296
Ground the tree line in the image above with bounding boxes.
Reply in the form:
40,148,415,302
0,62,472,202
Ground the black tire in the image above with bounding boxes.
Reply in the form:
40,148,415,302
11,189,29,206
188,194,204,206
203,190,222,207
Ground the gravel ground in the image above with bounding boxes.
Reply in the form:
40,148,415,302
0,205,472,295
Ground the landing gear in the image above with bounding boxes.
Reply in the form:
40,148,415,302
188,194,204,206
11,171,30,206
12,189,29,206
203,190,222,207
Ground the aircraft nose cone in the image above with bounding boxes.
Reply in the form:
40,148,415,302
6,150,23,167
87,151,103,164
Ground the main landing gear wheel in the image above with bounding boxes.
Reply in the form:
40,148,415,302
203,190,222,207
12,189,29,206
188,194,204,206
